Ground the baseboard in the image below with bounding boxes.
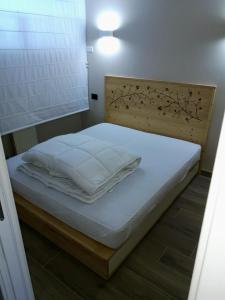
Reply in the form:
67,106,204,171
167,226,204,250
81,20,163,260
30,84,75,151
200,170,212,178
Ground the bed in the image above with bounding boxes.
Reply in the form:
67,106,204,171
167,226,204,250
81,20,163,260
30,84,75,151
7,76,216,279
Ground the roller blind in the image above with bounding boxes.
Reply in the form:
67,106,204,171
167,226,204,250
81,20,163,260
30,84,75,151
0,0,88,135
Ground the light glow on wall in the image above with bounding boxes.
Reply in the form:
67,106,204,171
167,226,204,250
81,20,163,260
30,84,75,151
96,11,121,55
97,36,120,55
97,11,121,31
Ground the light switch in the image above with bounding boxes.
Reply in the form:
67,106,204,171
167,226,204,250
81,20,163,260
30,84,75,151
87,46,94,53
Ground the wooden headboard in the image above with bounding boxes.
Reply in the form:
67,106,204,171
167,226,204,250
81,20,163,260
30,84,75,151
105,76,216,153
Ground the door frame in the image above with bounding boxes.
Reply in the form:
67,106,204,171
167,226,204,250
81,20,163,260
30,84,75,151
188,113,225,300
0,137,34,300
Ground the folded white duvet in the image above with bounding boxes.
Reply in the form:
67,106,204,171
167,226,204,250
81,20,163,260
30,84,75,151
19,133,141,203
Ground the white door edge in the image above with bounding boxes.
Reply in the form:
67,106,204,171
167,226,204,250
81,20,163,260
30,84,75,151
0,238,16,300
0,137,34,300
188,113,225,300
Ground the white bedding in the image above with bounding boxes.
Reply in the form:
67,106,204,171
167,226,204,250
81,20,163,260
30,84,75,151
7,123,201,248
19,134,141,203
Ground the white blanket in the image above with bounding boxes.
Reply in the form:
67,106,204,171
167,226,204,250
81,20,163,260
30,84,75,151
19,133,141,203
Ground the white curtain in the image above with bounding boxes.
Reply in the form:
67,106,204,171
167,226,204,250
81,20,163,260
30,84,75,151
0,0,88,135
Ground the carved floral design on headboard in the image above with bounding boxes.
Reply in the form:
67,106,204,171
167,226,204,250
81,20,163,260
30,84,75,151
109,84,204,122
105,76,215,150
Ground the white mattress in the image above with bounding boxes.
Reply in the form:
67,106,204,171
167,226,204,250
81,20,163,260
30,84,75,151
7,123,201,249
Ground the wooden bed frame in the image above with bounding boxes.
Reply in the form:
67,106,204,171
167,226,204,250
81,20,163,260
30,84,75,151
14,76,216,279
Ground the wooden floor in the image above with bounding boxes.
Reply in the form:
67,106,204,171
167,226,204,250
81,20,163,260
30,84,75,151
20,175,210,300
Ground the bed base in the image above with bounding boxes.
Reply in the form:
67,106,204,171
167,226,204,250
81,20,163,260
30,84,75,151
14,163,199,280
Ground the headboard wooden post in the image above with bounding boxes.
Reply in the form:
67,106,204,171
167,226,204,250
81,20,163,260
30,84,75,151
105,76,216,168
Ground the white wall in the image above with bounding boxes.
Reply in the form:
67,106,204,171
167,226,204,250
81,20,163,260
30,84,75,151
85,0,225,171
36,113,82,142
2,113,82,158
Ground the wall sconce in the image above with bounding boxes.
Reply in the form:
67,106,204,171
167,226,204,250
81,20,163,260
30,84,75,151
97,11,121,55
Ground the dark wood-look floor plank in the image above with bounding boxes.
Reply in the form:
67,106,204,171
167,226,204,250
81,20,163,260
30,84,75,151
94,285,131,300
160,208,202,241
160,247,195,279
131,236,167,259
172,195,206,217
188,183,209,198
110,266,171,300
44,251,130,300
191,245,198,259
181,189,207,207
21,175,210,300
45,253,104,299
150,223,197,256
170,177,209,217
28,255,84,300
126,253,190,300
20,222,61,266
125,238,191,300
191,175,210,188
